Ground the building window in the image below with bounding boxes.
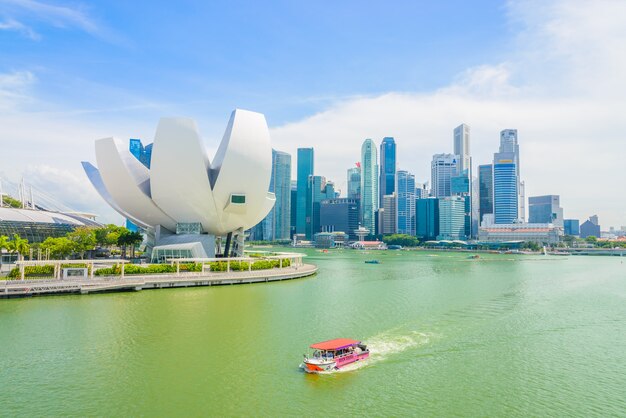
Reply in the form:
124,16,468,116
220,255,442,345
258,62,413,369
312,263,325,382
231,194,246,204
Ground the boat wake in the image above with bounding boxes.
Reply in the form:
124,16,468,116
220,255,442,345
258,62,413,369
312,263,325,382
306,329,433,374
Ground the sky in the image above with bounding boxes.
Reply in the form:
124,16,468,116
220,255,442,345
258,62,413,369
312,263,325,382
0,0,625,228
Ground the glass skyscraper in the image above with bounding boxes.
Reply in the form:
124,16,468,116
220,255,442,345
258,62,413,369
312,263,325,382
437,196,466,240
396,170,416,235
478,164,493,225
528,195,563,227
129,138,152,169
360,139,378,236
263,149,291,240
453,124,471,174
495,129,525,221
416,197,439,241
296,148,314,236
379,137,396,205
431,153,458,198
493,162,518,224
347,165,361,200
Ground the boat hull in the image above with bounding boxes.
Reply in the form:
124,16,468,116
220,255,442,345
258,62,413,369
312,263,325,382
303,352,369,373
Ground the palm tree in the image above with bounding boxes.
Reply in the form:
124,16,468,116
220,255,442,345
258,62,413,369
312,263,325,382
7,234,30,261
0,235,9,268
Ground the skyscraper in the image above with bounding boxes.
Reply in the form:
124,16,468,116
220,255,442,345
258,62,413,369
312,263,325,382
360,139,378,235
320,198,360,239
495,129,525,221
431,154,458,198
290,180,297,238
267,149,291,240
528,195,563,227
296,148,314,235
396,170,416,235
129,138,153,169
416,197,439,241
347,165,361,200
379,137,396,205
437,196,466,240
478,164,493,225
453,124,471,174
308,176,335,239
381,193,397,235
493,162,518,224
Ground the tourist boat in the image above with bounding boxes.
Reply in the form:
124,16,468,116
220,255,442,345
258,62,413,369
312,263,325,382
302,338,369,373
364,260,381,264
468,254,480,259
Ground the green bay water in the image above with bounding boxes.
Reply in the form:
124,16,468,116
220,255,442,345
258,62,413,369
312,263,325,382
1,249,625,416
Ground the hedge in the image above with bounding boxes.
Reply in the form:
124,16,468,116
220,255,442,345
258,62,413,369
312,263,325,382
93,258,291,276
7,263,92,279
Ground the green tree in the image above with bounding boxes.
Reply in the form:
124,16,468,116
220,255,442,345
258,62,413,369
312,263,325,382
94,224,123,248
585,235,597,244
67,227,96,259
117,230,143,259
382,234,420,247
40,237,76,259
6,234,30,261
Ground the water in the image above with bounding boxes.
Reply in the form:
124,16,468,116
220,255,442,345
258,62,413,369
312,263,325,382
1,249,625,416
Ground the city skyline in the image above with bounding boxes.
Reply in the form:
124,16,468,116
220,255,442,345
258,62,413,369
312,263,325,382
1,1,625,227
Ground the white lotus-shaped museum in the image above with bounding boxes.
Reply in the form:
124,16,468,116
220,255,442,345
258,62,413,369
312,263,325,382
82,109,275,256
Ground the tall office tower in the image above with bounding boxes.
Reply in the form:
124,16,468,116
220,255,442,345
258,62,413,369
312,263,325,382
129,138,153,169
580,215,601,238
307,176,335,239
296,148,314,236
379,137,396,205
437,196,466,240
496,129,525,221
528,195,563,227
396,170,416,235
493,161,518,224
431,154,458,197
347,164,361,200
320,198,360,239
360,139,379,236
264,149,291,240
478,164,494,225
453,124,471,175
416,197,439,241
290,180,297,238
381,193,397,235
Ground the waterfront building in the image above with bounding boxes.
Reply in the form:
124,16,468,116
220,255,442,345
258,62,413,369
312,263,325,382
416,197,439,241
0,206,99,244
431,154,458,198
528,195,563,228
478,164,493,224
381,193,397,235
493,161,518,224
580,216,601,238
347,165,361,200
320,198,360,240
360,139,379,237
478,222,562,244
453,124,471,174
313,231,349,248
296,148,314,236
379,137,396,205
437,196,466,240
83,110,276,259
396,170,416,235
564,219,580,236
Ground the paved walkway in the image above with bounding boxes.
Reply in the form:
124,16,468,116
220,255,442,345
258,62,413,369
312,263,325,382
0,264,318,298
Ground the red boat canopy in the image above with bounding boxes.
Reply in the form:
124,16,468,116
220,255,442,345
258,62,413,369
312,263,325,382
310,338,360,351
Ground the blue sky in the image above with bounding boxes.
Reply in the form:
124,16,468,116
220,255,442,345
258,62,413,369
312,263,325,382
1,1,511,124
1,0,625,227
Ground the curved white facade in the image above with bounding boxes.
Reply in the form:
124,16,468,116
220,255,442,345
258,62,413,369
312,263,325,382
83,109,276,237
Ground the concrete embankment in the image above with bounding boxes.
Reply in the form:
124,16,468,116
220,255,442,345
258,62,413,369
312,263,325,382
0,264,318,298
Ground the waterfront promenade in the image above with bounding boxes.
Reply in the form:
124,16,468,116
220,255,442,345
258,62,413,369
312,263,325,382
0,263,317,298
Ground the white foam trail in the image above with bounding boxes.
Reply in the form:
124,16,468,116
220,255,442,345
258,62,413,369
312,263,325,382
327,330,433,374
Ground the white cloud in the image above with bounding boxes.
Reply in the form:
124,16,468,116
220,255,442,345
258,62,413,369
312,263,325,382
0,18,39,39
269,0,626,227
0,0,98,33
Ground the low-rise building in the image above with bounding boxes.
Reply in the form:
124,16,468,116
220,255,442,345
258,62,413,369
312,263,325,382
478,222,563,244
